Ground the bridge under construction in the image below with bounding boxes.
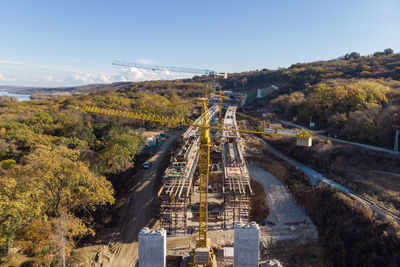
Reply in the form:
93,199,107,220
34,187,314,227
158,106,219,234
222,106,253,228
157,105,254,233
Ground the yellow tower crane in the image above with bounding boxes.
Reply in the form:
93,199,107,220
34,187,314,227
79,98,311,266
78,59,313,267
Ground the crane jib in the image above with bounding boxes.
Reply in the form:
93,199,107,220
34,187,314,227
264,128,298,135
112,60,219,76
276,129,298,135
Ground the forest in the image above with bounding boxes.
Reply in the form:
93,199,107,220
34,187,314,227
270,79,400,147
0,91,189,265
237,50,400,148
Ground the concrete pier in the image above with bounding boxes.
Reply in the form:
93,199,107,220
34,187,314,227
234,221,259,267
138,227,166,267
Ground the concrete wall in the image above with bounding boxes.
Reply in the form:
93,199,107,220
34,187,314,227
257,89,262,98
138,227,166,267
234,221,259,267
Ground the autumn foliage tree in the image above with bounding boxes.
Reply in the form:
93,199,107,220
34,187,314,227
270,79,399,147
0,145,114,264
0,90,190,264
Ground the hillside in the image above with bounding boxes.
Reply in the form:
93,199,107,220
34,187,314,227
217,50,400,92
234,51,400,149
0,90,191,265
113,51,400,149
5,50,400,149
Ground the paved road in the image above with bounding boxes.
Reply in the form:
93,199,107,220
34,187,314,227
252,135,400,224
277,119,399,156
96,131,181,267
266,143,352,193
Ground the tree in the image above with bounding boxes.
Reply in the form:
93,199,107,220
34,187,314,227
14,207,89,266
345,52,361,60
0,145,115,262
383,48,394,55
355,81,389,106
271,91,305,118
0,169,43,251
22,145,114,215
98,143,133,174
49,207,89,267
0,159,16,169
0,96,18,103
97,125,145,174
14,218,53,265
304,84,337,123
343,106,381,144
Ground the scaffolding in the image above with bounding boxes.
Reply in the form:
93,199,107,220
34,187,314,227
158,107,218,234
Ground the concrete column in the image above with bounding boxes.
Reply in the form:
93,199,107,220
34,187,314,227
234,221,259,267
138,227,166,267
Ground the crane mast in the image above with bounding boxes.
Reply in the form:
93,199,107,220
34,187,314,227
197,100,211,250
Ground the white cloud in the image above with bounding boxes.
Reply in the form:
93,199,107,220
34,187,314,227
43,75,54,82
0,59,195,87
115,66,194,82
0,73,15,82
63,73,124,85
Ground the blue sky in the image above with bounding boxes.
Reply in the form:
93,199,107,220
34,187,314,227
0,0,399,87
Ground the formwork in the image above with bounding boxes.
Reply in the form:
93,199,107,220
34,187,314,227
158,140,199,234
138,227,167,267
223,194,251,228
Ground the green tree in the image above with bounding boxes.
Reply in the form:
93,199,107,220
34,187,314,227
345,52,360,60
383,48,394,55
0,159,16,169
98,131,144,174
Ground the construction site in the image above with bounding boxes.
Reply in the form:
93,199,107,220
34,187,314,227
78,62,315,267
141,103,316,267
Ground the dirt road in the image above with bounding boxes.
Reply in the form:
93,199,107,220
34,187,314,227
248,165,318,241
95,131,181,267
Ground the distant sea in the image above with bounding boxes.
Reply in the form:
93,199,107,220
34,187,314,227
0,91,31,101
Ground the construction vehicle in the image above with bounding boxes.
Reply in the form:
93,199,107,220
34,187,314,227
78,62,312,266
